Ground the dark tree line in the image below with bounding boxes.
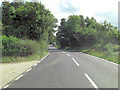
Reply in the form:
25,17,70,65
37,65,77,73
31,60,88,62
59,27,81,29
56,15,119,49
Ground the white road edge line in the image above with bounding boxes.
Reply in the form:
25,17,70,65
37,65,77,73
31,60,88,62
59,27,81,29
66,53,70,56
2,52,50,89
100,59,119,66
72,58,79,66
38,60,41,63
3,84,10,89
80,52,119,66
85,73,99,90
15,75,23,81
42,53,50,60
26,68,32,72
34,63,37,67
38,53,50,63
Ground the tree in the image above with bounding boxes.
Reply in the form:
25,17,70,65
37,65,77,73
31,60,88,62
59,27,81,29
57,18,69,48
2,2,57,41
57,15,118,48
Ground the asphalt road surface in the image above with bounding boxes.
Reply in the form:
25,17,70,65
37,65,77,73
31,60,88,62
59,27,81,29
3,45,118,89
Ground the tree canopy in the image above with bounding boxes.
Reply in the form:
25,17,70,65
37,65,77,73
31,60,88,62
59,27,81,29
2,1,57,41
56,15,119,49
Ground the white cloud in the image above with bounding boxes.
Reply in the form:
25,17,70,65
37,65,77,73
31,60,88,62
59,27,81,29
39,0,119,26
62,2,69,8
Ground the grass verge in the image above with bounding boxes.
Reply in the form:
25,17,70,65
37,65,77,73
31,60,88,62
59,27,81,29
82,50,118,64
2,36,48,63
2,51,48,63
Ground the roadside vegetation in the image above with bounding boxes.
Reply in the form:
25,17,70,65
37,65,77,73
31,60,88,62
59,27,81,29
56,15,119,64
1,1,119,64
2,1,57,63
1,35,48,63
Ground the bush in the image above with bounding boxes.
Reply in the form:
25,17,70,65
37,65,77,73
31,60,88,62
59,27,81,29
2,35,47,57
2,35,21,56
19,39,47,56
112,45,118,52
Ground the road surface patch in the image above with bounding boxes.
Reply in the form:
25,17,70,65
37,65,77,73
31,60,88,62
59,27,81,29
63,52,66,54
85,73,99,90
72,58,79,66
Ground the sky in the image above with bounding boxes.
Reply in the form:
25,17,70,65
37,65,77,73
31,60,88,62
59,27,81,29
39,0,119,27
0,0,119,27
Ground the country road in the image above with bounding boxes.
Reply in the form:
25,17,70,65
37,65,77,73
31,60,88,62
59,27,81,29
3,45,118,89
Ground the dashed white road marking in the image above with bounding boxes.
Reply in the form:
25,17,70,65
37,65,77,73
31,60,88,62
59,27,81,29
42,53,50,60
26,68,32,72
63,52,66,54
85,73,99,90
2,53,50,89
3,84,10,89
15,75,23,81
66,53,70,56
34,63,37,67
72,58,79,66
38,61,41,63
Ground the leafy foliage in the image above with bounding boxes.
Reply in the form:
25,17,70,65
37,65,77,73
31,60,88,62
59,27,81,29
57,15,118,49
2,35,21,56
2,1,57,61
2,35,47,58
2,1,57,41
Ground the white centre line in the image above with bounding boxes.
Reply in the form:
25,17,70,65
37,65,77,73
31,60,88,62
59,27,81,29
66,53,70,56
72,58,79,66
15,75,23,81
3,84,10,89
26,68,32,72
85,73,99,90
